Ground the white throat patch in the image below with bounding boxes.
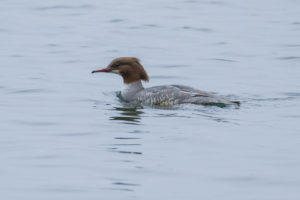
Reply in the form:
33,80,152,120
121,81,144,101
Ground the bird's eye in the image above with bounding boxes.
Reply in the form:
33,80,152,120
114,62,121,67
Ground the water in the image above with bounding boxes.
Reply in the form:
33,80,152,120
1,0,300,199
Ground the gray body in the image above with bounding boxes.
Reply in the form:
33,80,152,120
121,81,238,106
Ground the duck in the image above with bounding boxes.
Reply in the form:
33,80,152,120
92,57,240,107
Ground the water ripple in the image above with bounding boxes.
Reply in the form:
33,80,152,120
35,4,95,11
209,58,237,62
113,182,140,187
109,19,125,23
277,56,300,60
108,148,143,155
114,137,140,140
8,89,52,94
182,26,213,32
110,144,141,146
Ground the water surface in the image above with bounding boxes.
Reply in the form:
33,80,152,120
1,0,300,199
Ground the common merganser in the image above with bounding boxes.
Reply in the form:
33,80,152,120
92,57,240,107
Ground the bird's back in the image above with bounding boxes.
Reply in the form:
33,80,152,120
133,85,239,106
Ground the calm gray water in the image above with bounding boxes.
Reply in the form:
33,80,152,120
1,0,300,199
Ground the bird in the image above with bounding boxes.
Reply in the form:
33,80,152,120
92,57,240,107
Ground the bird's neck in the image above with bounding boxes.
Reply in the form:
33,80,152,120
121,80,144,101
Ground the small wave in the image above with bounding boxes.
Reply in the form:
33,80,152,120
277,56,300,60
36,4,94,11
9,88,52,94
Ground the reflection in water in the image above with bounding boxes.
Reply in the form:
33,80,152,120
116,151,142,155
107,106,145,191
107,147,142,155
114,137,140,140
110,106,144,125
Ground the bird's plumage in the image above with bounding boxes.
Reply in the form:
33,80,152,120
92,57,240,107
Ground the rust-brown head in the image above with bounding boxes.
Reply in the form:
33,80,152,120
92,57,149,84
